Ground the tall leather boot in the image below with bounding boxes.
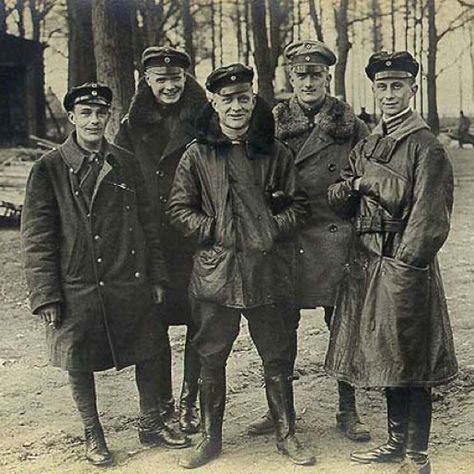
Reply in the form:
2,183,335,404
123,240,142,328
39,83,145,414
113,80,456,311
336,380,371,442
68,371,113,467
178,332,201,434
265,374,315,466
158,330,176,421
351,387,408,464
397,388,432,474
179,375,225,469
136,358,191,449
248,308,299,436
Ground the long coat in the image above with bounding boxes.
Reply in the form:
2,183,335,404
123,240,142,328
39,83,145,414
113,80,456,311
324,111,458,387
21,135,168,371
115,75,207,299
167,98,308,308
273,96,368,308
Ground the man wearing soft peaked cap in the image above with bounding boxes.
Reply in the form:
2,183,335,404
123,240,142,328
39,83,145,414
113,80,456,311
116,46,207,433
325,51,457,474
249,40,370,441
22,83,190,467
168,63,314,469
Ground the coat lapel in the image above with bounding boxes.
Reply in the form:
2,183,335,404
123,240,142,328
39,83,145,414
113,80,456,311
295,127,336,166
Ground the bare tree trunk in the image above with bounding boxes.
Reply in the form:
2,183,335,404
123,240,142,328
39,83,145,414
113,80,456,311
67,0,97,88
182,0,196,74
390,0,396,50
16,0,26,37
0,0,7,35
92,0,135,139
235,0,242,61
244,0,250,65
210,0,216,69
334,0,350,100
251,0,274,104
426,0,440,134
218,0,223,65
371,0,383,51
469,23,474,102
309,0,324,41
404,0,410,49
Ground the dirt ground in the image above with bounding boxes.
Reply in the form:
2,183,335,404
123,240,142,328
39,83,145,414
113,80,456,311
1,148,474,474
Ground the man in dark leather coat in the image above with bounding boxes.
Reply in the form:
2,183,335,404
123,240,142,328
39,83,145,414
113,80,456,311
325,52,457,474
116,47,207,433
21,83,190,467
168,64,315,469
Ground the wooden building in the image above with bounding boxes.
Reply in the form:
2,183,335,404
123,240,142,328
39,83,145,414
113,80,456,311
0,33,46,146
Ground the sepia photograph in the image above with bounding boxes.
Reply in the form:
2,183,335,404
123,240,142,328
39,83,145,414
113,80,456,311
1,0,473,472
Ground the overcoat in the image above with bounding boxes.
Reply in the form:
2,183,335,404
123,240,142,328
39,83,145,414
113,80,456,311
273,96,368,307
21,135,168,371
115,75,207,297
167,98,308,309
324,111,458,387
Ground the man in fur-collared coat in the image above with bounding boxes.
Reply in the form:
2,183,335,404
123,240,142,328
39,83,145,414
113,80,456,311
248,40,370,442
115,46,207,433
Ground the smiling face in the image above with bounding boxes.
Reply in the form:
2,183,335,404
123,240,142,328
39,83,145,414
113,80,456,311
289,68,330,107
212,88,255,130
145,69,186,105
373,77,418,118
68,103,110,150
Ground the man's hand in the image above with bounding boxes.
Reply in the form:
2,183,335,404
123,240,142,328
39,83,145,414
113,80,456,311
38,303,61,329
151,284,166,305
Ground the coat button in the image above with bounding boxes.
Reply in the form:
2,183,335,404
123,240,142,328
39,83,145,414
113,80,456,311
99,281,105,287
74,190,80,196
125,205,130,211
134,272,141,278
131,249,136,255
69,167,74,173
299,248,304,254
309,122,314,128
329,224,338,233
94,234,100,241
129,226,133,232
328,163,336,172
159,195,168,203
97,257,102,263
262,250,267,255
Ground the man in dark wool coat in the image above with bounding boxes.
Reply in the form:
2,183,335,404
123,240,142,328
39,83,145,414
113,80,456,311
325,52,458,474
21,83,190,467
167,64,315,469
248,39,371,443
115,47,207,433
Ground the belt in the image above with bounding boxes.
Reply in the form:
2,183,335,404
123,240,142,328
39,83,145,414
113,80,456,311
354,215,405,233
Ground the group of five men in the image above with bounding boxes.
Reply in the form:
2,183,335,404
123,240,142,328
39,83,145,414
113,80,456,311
21,39,457,474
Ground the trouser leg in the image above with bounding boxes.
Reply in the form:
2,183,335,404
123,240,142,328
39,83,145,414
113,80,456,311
68,370,112,466
157,323,175,418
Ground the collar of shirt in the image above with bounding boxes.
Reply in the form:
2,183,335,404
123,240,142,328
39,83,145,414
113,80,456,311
382,107,412,136
66,133,111,173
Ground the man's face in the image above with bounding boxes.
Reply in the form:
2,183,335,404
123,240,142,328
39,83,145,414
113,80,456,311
212,89,255,130
373,77,418,118
68,104,110,147
289,68,330,106
145,69,186,105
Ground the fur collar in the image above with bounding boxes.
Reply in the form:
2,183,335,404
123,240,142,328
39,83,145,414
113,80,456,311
126,74,207,127
274,95,356,140
195,96,275,158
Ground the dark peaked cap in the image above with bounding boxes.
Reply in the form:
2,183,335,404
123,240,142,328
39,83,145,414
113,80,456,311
206,63,254,93
142,46,191,69
63,82,112,112
365,51,419,81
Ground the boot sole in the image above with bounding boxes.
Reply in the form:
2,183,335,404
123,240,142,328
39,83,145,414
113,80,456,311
178,451,221,469
277,447,316,466
248,426,275,436
139,434,192,449
179,424,201,435
86,455,114,467
350,454,404,464
337,425,371,442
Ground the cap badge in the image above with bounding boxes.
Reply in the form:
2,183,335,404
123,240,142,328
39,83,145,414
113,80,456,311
91,83,97,88
305,56,311,62
91,90,98,96
230,75,236,81
164,56,170,64
386,60,392,66
306,43,312,49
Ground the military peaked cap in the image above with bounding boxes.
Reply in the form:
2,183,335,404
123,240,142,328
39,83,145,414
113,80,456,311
206,63,254,94
365,51,419,81
142,46,191,70
284,40,336,72
63,83,112,112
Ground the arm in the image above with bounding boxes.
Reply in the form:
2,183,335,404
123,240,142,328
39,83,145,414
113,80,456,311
166,150,215,245
395,145,453,267
130,157,169,286
21,160,62,315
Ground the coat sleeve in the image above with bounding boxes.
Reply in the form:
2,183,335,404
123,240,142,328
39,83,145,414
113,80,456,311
166,149,215,245
272,146,309,236
327,146,362,219
352,117,370,147
21,159,62,314
130,157,169,285
395,145,453,267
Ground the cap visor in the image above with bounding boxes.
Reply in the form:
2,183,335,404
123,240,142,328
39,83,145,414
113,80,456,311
291,64,328,73
374,70,413,80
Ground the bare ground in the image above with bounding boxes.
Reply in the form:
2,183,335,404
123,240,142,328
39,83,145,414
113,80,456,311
1,148,473,474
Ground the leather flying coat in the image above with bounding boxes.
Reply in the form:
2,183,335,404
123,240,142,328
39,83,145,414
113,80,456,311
21,135,168,371
324,111,458,387
167,97,308,308
274,96,368,307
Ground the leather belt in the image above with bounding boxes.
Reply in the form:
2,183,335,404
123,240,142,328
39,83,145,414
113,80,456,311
354,215,405,233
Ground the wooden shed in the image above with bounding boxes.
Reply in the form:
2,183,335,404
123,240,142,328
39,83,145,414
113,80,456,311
0,33,46,146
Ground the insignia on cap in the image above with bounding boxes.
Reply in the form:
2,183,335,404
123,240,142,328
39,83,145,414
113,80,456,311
91,90,98,96
164,56,170,64
306,43,312,49
91,83,97,88
386,60,392,66
305,56,311,62
230,75,236,81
